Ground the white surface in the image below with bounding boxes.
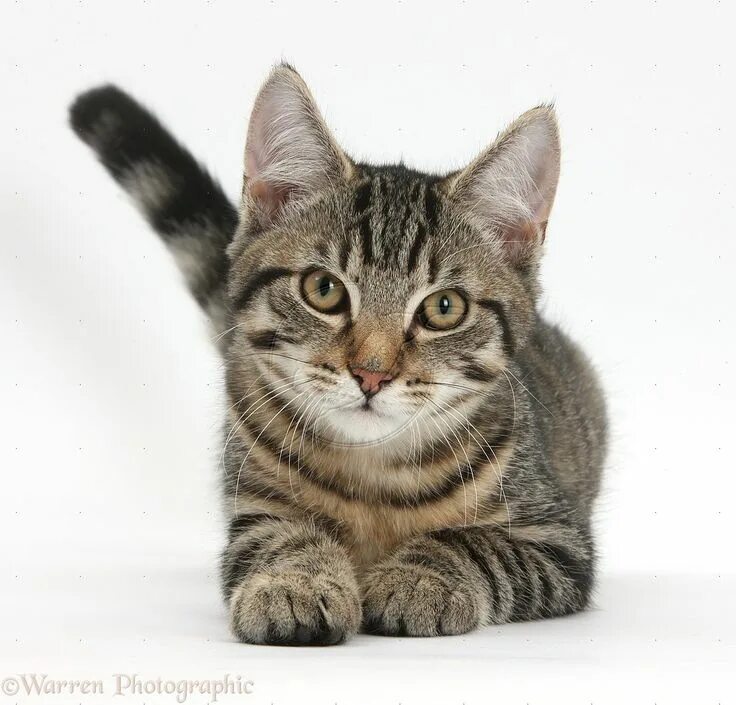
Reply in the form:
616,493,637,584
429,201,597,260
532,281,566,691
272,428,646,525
2,548,734,704
1,0,735,702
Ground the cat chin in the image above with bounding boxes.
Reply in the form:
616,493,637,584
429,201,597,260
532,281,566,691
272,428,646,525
316,405,415,448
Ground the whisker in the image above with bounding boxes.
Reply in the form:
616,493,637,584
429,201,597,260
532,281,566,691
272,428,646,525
211,320,245,344
505,367,555,417
220,371,267,471
423,408,468,526
297,394,325,476
286,390,323,499
427,395,514,531
275,387,316,481
228,376,314,438
424,379,488,396
238,349,324,368
425,397,478,525
500,370,519,441
225,376,315,486
233,386,312,511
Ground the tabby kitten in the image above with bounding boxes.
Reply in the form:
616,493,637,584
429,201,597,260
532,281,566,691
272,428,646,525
70,64,607,645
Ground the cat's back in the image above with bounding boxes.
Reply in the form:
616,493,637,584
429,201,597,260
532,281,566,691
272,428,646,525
517,316,608,513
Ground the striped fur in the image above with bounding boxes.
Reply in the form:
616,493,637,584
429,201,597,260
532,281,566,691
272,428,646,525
70,65,607,645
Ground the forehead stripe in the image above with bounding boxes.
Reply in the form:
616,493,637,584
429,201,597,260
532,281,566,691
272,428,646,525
407,222,427,274
234,266,292,310
354,179,373,264
403,180,423,273
424,182,439,226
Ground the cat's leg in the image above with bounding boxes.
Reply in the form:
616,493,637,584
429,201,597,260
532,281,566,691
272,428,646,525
361,522,593,636
222,514,361,645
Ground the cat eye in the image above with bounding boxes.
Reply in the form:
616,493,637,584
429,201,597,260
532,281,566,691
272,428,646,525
301,270,348,314
417,289,467,330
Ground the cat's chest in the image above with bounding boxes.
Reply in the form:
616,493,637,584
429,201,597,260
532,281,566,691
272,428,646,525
241,432,507,570
341,506,413,571
308,492,469,573
284,447,507,571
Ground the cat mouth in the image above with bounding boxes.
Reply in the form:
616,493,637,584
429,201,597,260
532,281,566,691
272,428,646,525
343,397,387,418
358,400,381,415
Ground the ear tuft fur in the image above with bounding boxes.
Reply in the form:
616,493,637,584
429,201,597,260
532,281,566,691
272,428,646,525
446,104,560,264
244,64,353,223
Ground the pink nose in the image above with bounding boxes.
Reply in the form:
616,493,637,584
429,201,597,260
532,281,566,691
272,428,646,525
351,367,394,397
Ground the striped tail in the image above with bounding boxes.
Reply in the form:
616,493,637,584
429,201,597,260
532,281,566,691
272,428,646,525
69,85,238,348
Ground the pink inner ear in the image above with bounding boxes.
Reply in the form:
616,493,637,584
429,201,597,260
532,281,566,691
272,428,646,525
248,178,293,219
502,219,546,262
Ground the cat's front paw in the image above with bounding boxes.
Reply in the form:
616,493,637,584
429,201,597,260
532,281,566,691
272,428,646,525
362,561,482,637
229,570,361,645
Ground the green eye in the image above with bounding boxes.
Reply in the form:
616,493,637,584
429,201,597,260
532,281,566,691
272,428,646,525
301,270,348,313
418,289,467,330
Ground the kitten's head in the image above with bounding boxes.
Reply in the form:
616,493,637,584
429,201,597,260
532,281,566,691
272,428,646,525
226,64,559,447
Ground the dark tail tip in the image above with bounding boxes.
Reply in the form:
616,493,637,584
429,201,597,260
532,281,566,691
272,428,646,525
68,83,239,242
69,84,138,143
68,85,175,178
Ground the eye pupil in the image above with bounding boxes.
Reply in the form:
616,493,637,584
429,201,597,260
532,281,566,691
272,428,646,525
318,277,332,297
439,295,451,315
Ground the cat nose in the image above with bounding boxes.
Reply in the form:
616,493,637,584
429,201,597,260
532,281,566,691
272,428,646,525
350,367,394,397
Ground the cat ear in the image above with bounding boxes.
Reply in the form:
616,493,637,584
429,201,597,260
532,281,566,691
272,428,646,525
445,105,560,265
244,64,353,223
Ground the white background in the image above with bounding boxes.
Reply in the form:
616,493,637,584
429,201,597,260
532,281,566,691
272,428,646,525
1,1,734,703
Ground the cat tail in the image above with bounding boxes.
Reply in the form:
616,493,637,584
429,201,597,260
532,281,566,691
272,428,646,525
69,85,238,350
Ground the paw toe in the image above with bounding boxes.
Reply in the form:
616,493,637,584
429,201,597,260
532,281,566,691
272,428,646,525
362,563,479,637
231,571,359,646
